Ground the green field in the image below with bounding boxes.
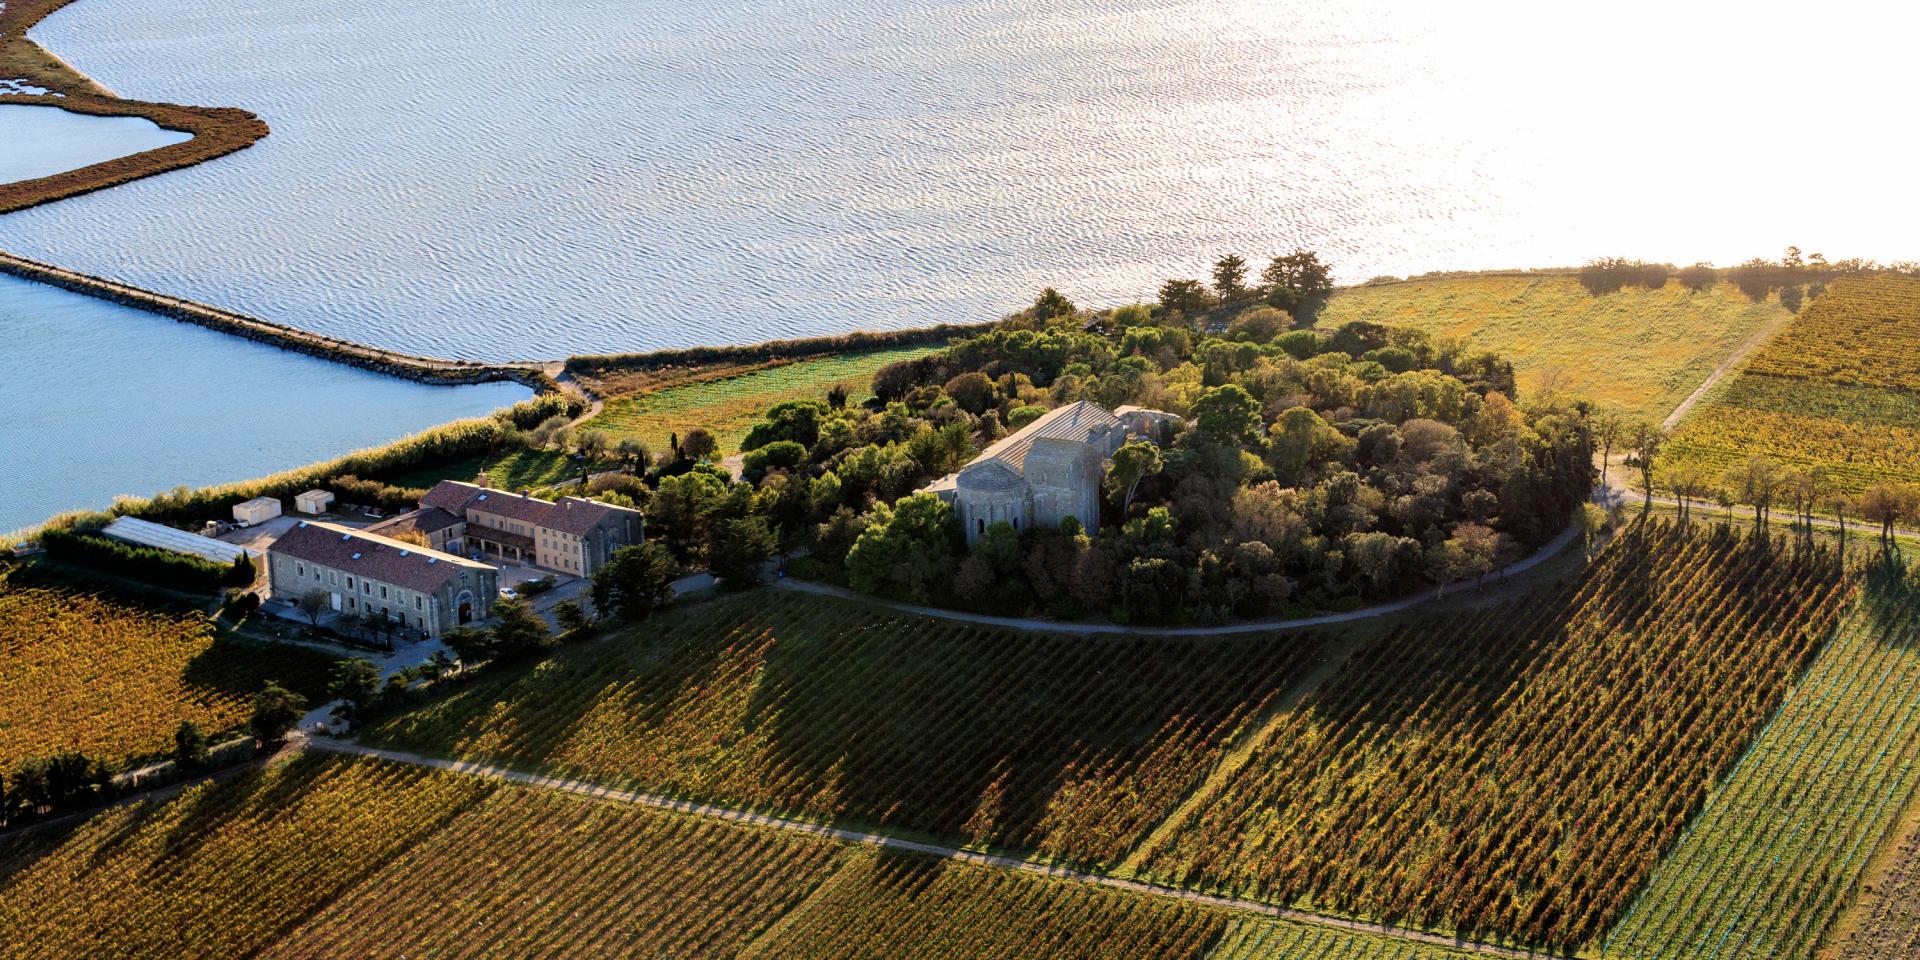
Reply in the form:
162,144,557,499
0,570,338,770
377,446,598,493
1323,274,1786,420
1665,275,1920,497
581,346,941,455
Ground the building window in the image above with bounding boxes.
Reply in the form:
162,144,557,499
416,596,423,610
345,576,354,590
296,563,304,577
380,586,388,599
363,582,372,595
977,519,985,535
347,598,356,610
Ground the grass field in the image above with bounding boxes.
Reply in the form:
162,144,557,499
1323,275,1786,421
0,753,1490,959
377,446,601,493
581,346,940,455
1605,563,1920,960
1666,275,1920,496
0,572,338,770
364,592,1332,868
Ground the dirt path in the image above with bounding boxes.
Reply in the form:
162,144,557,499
775,520,1579,637
306,737,1568,960
1662,307,1794,430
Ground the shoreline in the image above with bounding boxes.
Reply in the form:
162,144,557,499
0,0,269,213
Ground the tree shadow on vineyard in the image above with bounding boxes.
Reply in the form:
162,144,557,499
424,592,1333,865
741,608,1331,863
1861,554,1920,651
178,638,338,714
0,812,84,891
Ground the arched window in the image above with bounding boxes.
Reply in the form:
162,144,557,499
977,519,985,535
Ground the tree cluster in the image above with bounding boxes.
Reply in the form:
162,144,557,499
1156,250,1335,324
695,269,1597,625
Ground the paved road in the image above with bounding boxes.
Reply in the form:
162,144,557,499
305,737,1569,960
774,519,1581,637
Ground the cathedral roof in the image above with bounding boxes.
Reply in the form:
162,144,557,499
970,401,1123,475
955,459,1028,492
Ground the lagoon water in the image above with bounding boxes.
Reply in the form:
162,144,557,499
0,104,190,184
0,275,528,535
9,0,1920,363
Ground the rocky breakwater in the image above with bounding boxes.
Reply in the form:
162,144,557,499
0,250,558,391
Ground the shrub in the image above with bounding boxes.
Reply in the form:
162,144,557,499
1006,405,1047,429
39,528,230,593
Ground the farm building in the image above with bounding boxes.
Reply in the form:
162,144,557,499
102,516,255,564
232,496,283,525
266,520,496,639
294,490,335,515
398,481,645,577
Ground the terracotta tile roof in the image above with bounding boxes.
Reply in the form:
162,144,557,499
270,521,487,594
419,480,636,538
365,506,463,538
420,480,485,514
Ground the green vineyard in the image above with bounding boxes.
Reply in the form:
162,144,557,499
0,578,338,769
1742,275,1920,392
1137,523,1854,950
1605,565,1920,959
1666,274,1920,496
365,592,1333,867
0,753,1496,959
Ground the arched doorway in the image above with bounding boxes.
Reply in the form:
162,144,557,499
456,590,475,624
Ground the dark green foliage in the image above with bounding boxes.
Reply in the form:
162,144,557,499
553,599,591,636
740,400,825,451
1259,250,1334,322
1578,257,1673,295
39,528,230,594
327,659,382,719
565,323,992,379
707,516,778,589
590,543,680,622
1031,287,1076,320
488,597,554,661
742,441,808,485
1156,278,1216,316
172,720,211,772
249,682,308,744
1212,253,1252,304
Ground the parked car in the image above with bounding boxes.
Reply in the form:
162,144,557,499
499,588,519,601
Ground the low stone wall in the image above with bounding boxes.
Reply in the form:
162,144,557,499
0,250,553,390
